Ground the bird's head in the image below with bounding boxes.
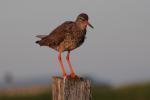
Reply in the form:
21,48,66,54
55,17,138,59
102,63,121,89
76,13,94,30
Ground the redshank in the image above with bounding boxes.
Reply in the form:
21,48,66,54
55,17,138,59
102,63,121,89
36,13,94,78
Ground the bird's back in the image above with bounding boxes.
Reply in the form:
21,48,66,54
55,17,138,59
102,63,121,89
36,21,74,46
36,21,87,51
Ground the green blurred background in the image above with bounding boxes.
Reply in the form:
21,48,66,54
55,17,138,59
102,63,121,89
0,82,150,100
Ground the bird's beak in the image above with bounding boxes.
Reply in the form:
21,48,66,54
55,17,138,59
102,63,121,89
87,22,94,29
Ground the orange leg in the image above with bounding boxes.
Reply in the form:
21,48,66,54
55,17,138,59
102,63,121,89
58,50,67,77
66,51,76,78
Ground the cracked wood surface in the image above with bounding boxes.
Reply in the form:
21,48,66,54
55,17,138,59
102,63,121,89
52,77,91,100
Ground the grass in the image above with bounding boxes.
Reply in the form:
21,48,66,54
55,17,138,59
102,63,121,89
0,91,51,100
0,83,150,100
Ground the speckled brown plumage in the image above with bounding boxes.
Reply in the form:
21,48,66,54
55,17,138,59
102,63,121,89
36,13,93,78
36,21,86,52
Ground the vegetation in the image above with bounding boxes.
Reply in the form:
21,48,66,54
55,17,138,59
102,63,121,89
0,83,150,100
0,91,51,100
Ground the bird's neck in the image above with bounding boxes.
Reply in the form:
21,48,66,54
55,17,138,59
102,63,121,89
75,21,87,30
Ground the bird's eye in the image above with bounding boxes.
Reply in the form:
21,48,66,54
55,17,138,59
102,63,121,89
80,17,85,21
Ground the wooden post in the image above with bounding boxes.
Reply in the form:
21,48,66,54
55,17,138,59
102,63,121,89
52,77,91,100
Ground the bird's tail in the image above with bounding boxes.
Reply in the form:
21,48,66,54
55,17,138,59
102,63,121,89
35,40,40,44
35,40,41,45
35,35,48,46
36,40,46,46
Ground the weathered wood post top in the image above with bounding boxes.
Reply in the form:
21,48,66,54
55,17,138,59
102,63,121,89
52,77,91,100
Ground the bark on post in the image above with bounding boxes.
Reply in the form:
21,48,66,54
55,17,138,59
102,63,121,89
52,77,91,100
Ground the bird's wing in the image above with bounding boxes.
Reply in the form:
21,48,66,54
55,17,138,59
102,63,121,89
36,35,47,39
38,21,74,46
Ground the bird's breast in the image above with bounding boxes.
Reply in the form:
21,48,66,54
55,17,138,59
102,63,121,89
59,31,86,51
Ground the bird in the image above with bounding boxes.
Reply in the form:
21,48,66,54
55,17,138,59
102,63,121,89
36,13,94,78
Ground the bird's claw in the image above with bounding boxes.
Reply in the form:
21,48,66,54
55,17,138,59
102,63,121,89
65,73,80,78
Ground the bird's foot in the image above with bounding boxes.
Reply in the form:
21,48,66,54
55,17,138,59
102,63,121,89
62,73,68,78
66,73,80,78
